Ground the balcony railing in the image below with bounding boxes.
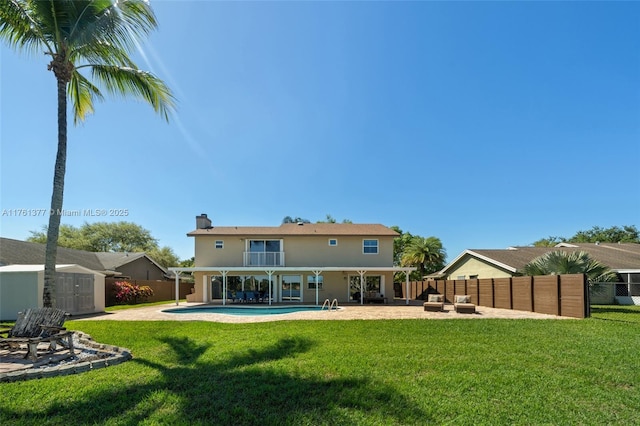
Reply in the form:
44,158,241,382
243,251,285,267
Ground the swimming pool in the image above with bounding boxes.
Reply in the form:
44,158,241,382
162,305,338,316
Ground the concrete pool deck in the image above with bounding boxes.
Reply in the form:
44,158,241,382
72,300,571,324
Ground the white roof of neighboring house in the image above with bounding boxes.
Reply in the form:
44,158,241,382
0,264,105,276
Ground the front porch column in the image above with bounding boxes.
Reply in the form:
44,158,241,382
174,272,180,305
358,270,367,305
221,271,228,305
312,270,323,305
265,270,274,306
202,274,208,303
406,272,410,305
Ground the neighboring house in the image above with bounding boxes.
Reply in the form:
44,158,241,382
95,252,169,281
170,214,415,305
436,243,640,304
0,237,171,280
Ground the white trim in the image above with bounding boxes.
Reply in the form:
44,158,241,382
328,238,338,247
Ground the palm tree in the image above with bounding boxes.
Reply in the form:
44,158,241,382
521,251,617,285
401,236,446,279
0,0,174,307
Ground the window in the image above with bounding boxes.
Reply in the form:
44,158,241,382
247,239,283,266
363,239,378,254
215,240,224,249
328,239,337,246
308,275,323,290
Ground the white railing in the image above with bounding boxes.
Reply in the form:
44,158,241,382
243,251,285,267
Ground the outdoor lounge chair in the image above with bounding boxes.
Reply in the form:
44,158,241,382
423,294,445,312
454,295,476,314
0,307,74,361
235,291,245,303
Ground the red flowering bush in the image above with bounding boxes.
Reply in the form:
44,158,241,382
114,281,154,304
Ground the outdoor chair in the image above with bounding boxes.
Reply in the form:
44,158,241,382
0,307,75,361
423,294,445,312
453,295,476,314
235,291,245,303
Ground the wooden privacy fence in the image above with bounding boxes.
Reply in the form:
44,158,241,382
105,278,193,306
404,274,589,318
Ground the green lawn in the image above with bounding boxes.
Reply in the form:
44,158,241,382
1,306,639,425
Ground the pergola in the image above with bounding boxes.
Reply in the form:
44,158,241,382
168,266,417,306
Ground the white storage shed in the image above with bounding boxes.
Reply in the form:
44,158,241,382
0,264,105,321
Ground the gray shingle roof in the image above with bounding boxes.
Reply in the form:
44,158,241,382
0,238,170,276
445,243,640,273
188,223,399,237
0,237,106,271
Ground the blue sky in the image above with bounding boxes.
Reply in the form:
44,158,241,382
1,1,639,263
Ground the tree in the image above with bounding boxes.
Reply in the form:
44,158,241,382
1,1,174,307
400,236,446,280
531,225,639,246
570,225,639,244
282,216,310,224
532,236,566,247
146,246,180,269
521,251,617,285
28,221,179,267
316,214,352,224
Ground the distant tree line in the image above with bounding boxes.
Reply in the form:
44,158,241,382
28,222,181,268
533,225,639,246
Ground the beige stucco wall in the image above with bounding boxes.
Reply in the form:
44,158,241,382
188,233,396,304
194,235,395,268
445,256,513,280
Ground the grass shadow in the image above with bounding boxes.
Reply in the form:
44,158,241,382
1,334,430,425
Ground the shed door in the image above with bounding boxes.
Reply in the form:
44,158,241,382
56,273,76,313
55,272,95,315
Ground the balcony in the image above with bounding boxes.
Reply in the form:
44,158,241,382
243,251,285,267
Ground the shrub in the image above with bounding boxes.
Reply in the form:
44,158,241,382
114,281,154,304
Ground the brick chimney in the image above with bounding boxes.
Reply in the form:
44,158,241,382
196,213,212,229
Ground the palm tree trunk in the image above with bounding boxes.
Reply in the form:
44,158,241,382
43,76,68,308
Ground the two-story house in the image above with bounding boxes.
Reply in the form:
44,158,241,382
170,214,415,305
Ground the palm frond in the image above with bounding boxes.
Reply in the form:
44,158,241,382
521,250,617,284
69,70,103,123
72,39,137,68
91,64,175,121
68,0,156,53
0,0,51,54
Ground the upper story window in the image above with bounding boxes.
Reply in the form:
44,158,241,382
328,239,338,246
363,239,378,254
215,240,224,249
246,239,283,266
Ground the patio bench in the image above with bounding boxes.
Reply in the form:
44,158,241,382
0,307,75,361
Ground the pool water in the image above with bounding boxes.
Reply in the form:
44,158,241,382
163,305,336,316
